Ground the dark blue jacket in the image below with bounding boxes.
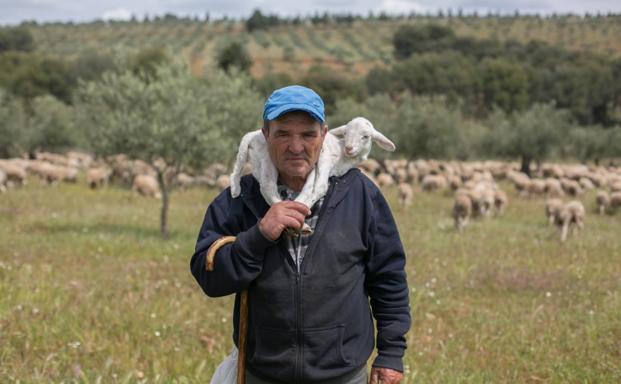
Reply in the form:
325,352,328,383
190,169,410,383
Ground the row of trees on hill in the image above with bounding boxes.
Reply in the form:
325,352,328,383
366,25,621,126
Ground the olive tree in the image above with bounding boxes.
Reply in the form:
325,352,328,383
75,61,262,238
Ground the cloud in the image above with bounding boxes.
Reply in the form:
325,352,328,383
102,7,133,21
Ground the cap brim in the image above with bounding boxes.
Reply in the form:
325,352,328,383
266,103,324,123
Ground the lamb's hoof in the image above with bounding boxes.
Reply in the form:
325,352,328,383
284,227,300,238
300,223,313,236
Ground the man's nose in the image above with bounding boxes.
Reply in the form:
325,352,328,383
288,138,304,153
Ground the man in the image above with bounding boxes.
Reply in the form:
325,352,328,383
190,85,410,384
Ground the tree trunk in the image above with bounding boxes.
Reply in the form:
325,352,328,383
520,155,532,177
156,170,170,240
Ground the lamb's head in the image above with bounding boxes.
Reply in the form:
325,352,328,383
329,117,396,159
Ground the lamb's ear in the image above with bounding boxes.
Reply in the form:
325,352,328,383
372,131,396,151
329,125,347,137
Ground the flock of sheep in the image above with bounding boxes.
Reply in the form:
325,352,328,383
1,151,620,242
356,159,621,241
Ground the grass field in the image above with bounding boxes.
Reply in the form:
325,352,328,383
1,176,620,383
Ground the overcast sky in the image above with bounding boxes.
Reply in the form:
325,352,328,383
1,0,621,25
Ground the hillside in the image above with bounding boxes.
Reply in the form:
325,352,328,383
27,15,621,78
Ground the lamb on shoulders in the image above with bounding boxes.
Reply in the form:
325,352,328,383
229,117,396,235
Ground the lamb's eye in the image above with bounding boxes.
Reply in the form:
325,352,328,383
362,135,369,140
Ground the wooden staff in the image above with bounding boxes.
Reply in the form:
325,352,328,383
206,236,247,384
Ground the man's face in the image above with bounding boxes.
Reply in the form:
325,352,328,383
263,112,327,182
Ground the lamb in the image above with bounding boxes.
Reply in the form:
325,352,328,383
421,174,447,192
493,189,508,216
216,174,230,191
132,174,161,198
230,117,396,211
595,190,610,215
0,162,27,187
610,191,621,212
554,201,585,242
397,182,413,208
453,192,472,232
0,169,6,192
86,168,111,189
375,172,394,189
545,198,563,225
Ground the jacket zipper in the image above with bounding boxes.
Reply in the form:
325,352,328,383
294,180,338,383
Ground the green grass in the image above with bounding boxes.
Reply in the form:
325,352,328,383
1,177,620,382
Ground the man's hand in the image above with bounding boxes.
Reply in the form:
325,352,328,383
369,367,403,384
258,201,310,241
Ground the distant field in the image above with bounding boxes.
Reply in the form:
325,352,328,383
27,16,621,78
1,175,620,382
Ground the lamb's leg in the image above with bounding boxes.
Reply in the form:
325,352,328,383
560,221,569,242
230,135,252,198
258,160,282,206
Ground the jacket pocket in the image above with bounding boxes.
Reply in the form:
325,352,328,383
250,326,296,380
303,324,351,372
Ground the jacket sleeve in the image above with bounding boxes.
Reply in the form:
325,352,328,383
190,189,275,297
365,187,411,373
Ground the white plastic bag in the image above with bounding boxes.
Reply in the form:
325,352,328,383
210,346,239,384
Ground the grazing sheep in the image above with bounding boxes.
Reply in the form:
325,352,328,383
595,190,610,215
358,158,381,175
493,189,508,216
610,180,621,193
544,178,565,198
86,168,111,189
216,174,230,191
421,174,447,192
0,162,27,187
375,172,394,189
527,179,546,197
453,192,472,232
610,192,621,212
397,182,413,207
545,198,563,225
554,201,585,242
175,172,195,190
0,169,6,192
132,174,161,198
561,178,583,197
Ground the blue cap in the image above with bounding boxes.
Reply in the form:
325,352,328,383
263,85,325,123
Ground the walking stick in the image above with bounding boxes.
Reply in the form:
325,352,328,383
206,236,247,384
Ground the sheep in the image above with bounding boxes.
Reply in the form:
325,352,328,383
216,174,230,191
554,201,585,242
229,129,280,204
545,198,563,225
610,192,621,212
132,174,161,198
493,189,508,216
375,172,394,189
0,163,27,187
358,158,382,175
595,190,610,215
0,169,6,192
397,182,413,207
175,172,195,190
421,174,447,192
294,117,395,209
453,192,472,232
86,168,111,189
